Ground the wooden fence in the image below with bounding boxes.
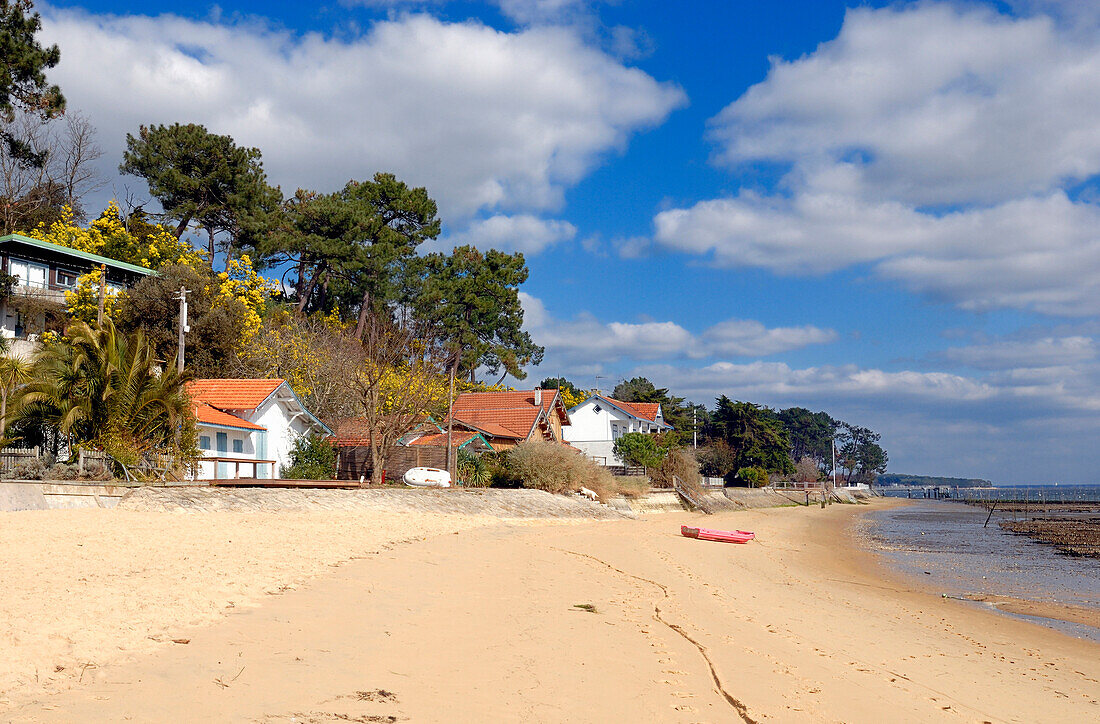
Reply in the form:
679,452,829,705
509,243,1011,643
0,446,40,476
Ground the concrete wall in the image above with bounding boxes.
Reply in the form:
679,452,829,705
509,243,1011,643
0,481,132,510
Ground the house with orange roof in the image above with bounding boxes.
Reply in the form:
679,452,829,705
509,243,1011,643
563,394,672,466
446,388,570,450
187,379,331,480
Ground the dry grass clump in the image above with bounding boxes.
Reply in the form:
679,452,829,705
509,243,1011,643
649,449,703,490
505,440,614,496
609,476,650,499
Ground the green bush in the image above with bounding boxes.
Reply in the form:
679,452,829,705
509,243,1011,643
734,466,770,488
612,432,666,468
457,448,492,487
281,434,337,480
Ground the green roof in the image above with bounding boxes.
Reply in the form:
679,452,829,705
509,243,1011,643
0,233,155,276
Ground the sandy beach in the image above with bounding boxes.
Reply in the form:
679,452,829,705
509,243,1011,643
2,498,1098,722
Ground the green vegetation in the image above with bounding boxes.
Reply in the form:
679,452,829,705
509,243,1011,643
120,122,281,258
0,0,64,166
457,447,491,487
414,245,543,382
12,320,197,476
876,474,991,487
281,434,337,480
612,431,667,468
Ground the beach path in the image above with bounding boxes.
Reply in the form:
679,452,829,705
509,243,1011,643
7,503,1100,723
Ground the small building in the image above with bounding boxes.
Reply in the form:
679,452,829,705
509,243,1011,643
563,394,672,466
446,388,570,450
0,233,153,347
187,378,331,480
330,420,494,482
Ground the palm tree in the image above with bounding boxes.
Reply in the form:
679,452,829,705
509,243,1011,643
14,320,194,466
0,337,31,439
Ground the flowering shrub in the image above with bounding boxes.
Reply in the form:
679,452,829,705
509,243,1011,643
26,202,205,270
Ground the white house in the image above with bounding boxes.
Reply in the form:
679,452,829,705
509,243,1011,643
187,379,331,480
563,394,672,466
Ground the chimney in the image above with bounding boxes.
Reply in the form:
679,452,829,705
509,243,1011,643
534,388,542,406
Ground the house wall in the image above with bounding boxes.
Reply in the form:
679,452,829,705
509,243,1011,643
247,389,316,478
564,398,652,466
193,425,271,479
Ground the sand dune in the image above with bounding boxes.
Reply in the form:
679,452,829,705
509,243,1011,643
3,500,1098,722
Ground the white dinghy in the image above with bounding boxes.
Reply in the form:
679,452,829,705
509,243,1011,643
403,467,452,488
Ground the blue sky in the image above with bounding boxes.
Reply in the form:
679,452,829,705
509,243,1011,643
33,0,1100,482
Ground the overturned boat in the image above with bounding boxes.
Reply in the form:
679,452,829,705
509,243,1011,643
681,525,755,544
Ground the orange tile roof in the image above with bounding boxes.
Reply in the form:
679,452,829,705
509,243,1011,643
605,397,663,424
408,432,480,448
193,401,265,431
449,389,563,440
187,379,284,410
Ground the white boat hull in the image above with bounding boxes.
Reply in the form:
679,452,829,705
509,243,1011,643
403,467,451,488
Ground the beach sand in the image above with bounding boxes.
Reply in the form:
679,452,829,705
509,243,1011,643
3,499,1098,722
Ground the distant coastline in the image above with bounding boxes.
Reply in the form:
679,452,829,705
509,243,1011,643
876,473,992,487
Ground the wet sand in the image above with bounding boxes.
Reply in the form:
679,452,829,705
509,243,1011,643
3,500,1099,722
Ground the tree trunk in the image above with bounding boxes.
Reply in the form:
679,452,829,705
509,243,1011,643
354,288,371,339
369,438,385,486
296,264,323,314
0,388,7,437
207,228,216,262
172,214,192,240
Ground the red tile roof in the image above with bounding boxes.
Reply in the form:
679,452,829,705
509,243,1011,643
449,389,565,441
605,397,663,424
329,418,373,447
187,379,284,411
193,401,264,431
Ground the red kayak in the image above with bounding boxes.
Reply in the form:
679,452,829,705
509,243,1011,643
681,525,755,544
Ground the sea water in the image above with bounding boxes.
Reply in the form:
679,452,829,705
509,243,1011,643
860,499,1100,641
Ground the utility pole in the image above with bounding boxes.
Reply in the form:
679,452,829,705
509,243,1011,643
831,437,837,490
96,263,106,326
174,286,191,374
693,406,697,449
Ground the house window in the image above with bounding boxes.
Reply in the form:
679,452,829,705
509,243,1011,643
199,435,211,450
55,269,79,287
593,404,601,414
233,439,243,454
216,432,228,454
9,258,47,289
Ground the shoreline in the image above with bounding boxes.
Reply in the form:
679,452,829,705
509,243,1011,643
5,498,1098,722
857,498,1100,635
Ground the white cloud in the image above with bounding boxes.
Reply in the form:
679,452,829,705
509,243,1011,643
430,214,575,254
941,335,1096,370
701,318,837,357
710,3,1100,206
652,3,1100,316
520,293,837,364
41,9,684,223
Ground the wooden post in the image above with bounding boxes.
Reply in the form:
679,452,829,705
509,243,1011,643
78,448,85,476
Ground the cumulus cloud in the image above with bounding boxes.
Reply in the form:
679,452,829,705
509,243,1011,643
651,3,1100,316
41,9,684,223
429,214,576,254
710,4,1100,206
520,293,836,364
